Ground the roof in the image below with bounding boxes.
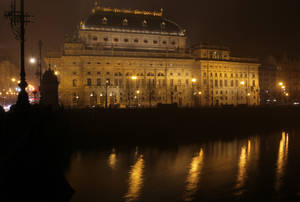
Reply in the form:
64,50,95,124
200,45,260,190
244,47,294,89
82,6,185,35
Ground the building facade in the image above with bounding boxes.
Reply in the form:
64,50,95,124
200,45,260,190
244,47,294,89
47,4,260,108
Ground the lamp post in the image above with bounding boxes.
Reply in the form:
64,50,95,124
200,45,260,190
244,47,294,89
237,81,245,106
129,76,137,107
5,0,33,109
192,78,197,107
105,79,109,108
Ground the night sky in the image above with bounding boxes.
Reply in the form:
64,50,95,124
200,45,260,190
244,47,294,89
1,0,300,64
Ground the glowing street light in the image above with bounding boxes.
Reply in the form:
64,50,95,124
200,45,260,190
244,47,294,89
285,93,289,96
11,78,16,82
247,93,251,96
198,91,202,95
240,81,245,85
54,71,59,76
278,82,283,86
131,76,137,80
191,78,197,83
29,57,36,64
136,90,140,94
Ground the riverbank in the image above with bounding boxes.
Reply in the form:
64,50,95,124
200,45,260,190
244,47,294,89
1,106,300,147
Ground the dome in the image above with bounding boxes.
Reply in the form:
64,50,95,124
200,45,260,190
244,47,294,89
82,6,185,35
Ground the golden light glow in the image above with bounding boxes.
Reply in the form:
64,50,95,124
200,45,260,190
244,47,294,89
247,93,251,96
29,57,36,64
93,6,163,17
136,90,140,94
285,93,289,96
183,149,204,201
278,82,283,86
131,76,137,80
281,86,285,89
198,91,202,95
191,78,197,83
235,140,251,195
108,149,117,170
125,155,145,202
240,81,245,85
11,78,16,82
54,71,59,75
276,132,289,191
17,80,20,84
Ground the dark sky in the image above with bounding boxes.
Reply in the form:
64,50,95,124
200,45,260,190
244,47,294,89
1,0,300,64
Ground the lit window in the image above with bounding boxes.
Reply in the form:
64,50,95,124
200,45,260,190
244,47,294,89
122,18,128,26
142,20,147,27
102,17,108,24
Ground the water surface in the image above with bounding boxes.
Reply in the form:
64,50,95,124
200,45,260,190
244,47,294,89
66,131,300,201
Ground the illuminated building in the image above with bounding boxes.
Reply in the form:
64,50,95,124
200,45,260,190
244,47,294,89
47,3,260,107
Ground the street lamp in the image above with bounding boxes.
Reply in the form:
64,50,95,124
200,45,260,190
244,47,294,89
191,78,197,107
236,81,245,105
29,57,36,64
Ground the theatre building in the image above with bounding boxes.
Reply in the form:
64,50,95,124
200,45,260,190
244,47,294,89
47,3,260,108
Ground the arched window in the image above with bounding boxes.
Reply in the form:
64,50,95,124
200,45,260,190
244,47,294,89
119,72,122,76
122,18,128,26
102,17,108,24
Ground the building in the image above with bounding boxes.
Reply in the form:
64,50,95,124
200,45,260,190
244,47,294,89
259,64,279,104
47,3,260,108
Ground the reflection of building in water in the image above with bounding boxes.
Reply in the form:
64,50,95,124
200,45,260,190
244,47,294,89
125,155,145,202
183,149,204,201
47,2,260,108
235,140,251,195
108,148,117,170
276,132,289,191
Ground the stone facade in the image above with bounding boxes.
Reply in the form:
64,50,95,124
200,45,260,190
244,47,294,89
47,4,260,108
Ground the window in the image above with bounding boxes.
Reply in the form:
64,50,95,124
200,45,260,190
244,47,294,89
215,80,218,87
97,72,101,75
170,79,174,86
73,62,76,64
72,72,77,75
87,72,91,75
220,80,223,87
124,38,129,43
103,37,108,42
93,36,98,41
114,38,119,42
186,79,189,86
225,80,228,87
134,39,139,43
97,78,101,86
122,18,128,26
162,41,167,44
87,78,92,86
252,80,256,86
142,19,147,27
171,41,176,45
161,21,166,29
153,40,158,44
73,79,77,87
204,79,207,85
231,80,234,87
106,72,110,75
144,39,148,43
102,17,108,24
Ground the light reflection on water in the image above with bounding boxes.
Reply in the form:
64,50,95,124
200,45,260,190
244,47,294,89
183,149,204,201
124,155,145,202
66,132,300,202
276,132,289,191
